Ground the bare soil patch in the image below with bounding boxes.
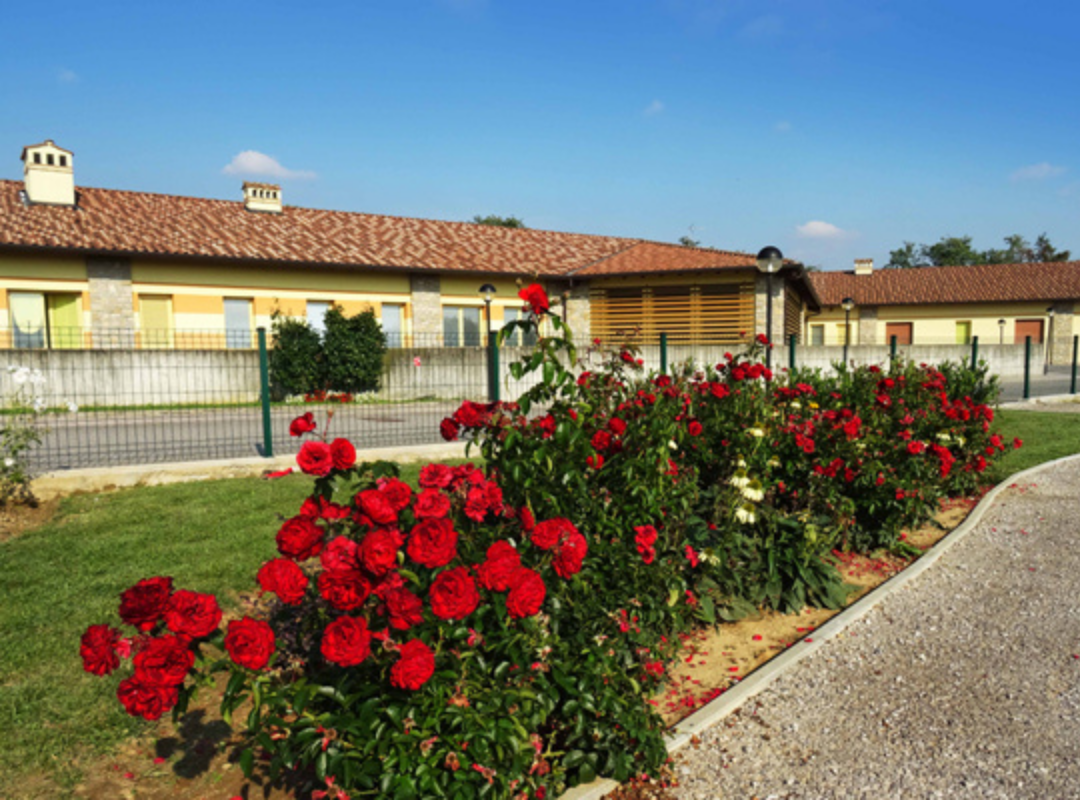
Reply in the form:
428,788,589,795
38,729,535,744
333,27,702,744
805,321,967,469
0,498,59,541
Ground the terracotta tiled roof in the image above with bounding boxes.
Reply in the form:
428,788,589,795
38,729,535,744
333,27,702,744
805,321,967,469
810,262,1080,306
0,180,647,276
572,240,758,276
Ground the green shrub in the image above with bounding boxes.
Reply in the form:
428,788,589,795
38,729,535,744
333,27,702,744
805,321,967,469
321,305,387,394
268,311,323,399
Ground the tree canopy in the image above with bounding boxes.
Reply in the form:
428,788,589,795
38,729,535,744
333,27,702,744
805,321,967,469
677,235,701,247
471,214,526,229
886,233,1071,268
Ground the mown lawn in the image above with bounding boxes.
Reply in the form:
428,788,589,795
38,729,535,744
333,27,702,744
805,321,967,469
0,460,466,796
0,410,1077,796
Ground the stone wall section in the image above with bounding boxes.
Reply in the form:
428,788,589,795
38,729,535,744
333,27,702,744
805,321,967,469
86,257,135,348
858,306,878,345
409,274,443,340
546,280,591,345
754,273,786,344
1049,301,1075,366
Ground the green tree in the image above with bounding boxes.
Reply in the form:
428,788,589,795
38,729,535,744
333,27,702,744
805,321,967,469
321,305,387,394
886,241,923,269
1033,233,1071,262
887,233,1070,268
924,236,983,266
471,214,526,229
268,310,323,399
678,235,701,247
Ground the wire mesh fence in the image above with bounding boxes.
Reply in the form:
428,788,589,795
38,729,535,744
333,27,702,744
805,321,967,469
3,325,1077,473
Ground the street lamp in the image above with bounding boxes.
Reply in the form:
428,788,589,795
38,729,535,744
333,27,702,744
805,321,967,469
998,319,1006,345
1046,306,1056,370
479,283,498,401
756,246,783,369
841,297,855,366
478,283,497,343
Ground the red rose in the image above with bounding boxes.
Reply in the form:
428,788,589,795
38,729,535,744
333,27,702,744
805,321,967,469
330,438,357,470
276,515,325,561
429,567,480,620
453,401,489,428
297,440,334,477
289,412,316,437
320,535,361,572
608,417,627,435
518,283,550,316
390,639,436,690
224,617,276,671
356,489,398,527
414,488,451,520
586,454,604,470
484,482,503,514
530,518,576,551
318,569,372,611
378,477,414,512
117,677,178,721
907,441,926,455
133,635,194,687
357,528,401,577
119,576,174,632
164,590,222,639
418,464,454,489
688,420,703,437
506,568,546,619
440,418,460,441
384,587,424,630
321,616,372,667
80,624,121,676
553,530,588,579
519,506,536,532
407,518,459,568
257,558,309,605
371,569,405,599
591,430,612,451
635,525,658,565
476,541,522,591
464,486,490,522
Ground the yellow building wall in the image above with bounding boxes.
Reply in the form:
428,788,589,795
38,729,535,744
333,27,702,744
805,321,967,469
0,253,91,335
811,302,1057,345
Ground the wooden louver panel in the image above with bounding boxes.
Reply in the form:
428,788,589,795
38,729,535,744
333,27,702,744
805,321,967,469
590,282,755,344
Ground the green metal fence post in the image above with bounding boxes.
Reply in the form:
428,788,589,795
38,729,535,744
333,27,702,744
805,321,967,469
1071,335,1078,395
487,330,500,402
257,327,274,458
660,332,668,375
890,335,898,361
970,335,979,371
788,333,796,371
1023,336,1032,400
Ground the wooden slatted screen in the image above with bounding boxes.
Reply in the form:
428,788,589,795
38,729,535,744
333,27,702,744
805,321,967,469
784,286,802,344
590,281,755,343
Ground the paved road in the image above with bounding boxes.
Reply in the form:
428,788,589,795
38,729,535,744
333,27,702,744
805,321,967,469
674,455,1080,799
998,364,1076,402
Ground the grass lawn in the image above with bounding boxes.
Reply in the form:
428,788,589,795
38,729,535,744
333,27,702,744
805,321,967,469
0,460,464,796
0,410,1077,796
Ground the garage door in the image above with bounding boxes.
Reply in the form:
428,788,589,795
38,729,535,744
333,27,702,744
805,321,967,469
885,322,912,345
1015,319,1044,344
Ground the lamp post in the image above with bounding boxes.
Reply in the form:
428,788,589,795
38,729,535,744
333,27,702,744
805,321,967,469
756,246,783,369
841,297,855,366
1046,306,1056,371
998,318,1006,345
479,283,497,400
479,283,497,342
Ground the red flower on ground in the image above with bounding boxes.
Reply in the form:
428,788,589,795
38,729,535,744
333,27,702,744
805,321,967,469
276,515,325,561
429,567,480,620
407,518,459,568
390,639,436,690
289,412,316,437
518,283,550,316
329,438,357,471
506,568,546,618
224,617,276,671
321,616,372,667
164,590,222,639
257,558,309,605
119,576,174,632
80,624,121,676
116,677,178,720
476,541,522,591
297,440,334,477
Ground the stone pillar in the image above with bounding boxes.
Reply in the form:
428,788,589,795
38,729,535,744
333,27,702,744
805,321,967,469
545,280,590,345
409,274,443,343
86,257,135,348
858,306,878,345
1050,301,1075,367
754,273,784,345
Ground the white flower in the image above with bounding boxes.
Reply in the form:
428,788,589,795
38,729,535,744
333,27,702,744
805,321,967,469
790,401,802,410
747,426,765,438
767,456,781,468
3,457,14,468
67,401,79,413
11,366,29,385
736,457,747,468
729,468,751,489
669,440,678,450
32,398,46,412
936,432,951,443
735,503,757,525
28,370,46,386
741,479,765,503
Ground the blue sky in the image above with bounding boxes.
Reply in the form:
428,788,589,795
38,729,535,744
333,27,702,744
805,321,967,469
2,1,1077,270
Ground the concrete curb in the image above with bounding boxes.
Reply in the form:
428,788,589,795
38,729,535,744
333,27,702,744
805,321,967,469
29,442,470,500
999,393,1080,409
559,452,1080,800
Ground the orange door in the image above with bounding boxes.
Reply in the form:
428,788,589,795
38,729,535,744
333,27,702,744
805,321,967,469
885,322,912,345
1015,319,1044,344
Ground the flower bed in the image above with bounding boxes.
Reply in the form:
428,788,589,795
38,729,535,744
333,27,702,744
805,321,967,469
80,285,1015,800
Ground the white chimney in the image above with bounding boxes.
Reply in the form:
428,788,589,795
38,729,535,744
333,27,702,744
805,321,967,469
243,181,283,214
21,139,75,206
854,258,874,275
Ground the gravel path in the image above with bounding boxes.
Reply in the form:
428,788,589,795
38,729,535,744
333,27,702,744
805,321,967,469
674,457,1080,800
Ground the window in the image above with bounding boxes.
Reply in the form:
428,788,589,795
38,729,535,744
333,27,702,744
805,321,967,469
140,295,174,348
59,155,67,167
46,154,55,166
955,321,972,345
810,324,824,346
836,323,851,346
382,303,403,347
224,298,253,349
443,306,481,347
33,153,41,164
502,308,538,347
9,291,82,349
307,300,331,335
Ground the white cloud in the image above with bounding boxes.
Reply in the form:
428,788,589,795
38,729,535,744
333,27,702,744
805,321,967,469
643,99,665,117
221,150,316,180
57,68,79,84
774,120,791,133
1011,162,1066,181
796,220,849,239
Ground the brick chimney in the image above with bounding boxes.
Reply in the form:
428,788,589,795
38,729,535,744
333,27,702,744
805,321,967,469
854,258,873,276
21,139,75,206
242,181,283,214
